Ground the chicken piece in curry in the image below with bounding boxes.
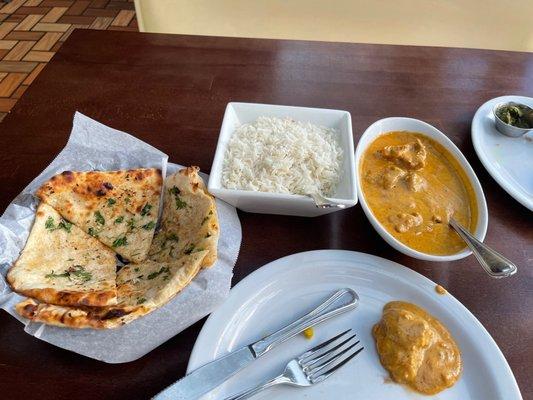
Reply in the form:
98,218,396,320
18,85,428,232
361,131,477,255
373,301,462,395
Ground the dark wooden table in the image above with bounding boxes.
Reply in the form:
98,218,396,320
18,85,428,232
0,30,531,400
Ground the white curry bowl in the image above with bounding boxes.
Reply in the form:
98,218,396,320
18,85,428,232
355,117,488,262
208,102,357,217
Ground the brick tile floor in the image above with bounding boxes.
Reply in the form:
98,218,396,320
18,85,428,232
0,0,138,121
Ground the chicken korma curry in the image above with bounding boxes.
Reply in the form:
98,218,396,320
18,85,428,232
373,301,462,394
361,131,477,255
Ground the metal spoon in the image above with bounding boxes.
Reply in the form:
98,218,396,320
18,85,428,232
449,218,517,278
307,192,346,209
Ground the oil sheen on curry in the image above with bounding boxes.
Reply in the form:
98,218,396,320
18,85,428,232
373,301,462,395
361,131,477,255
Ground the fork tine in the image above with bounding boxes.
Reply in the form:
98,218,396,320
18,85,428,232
310,346,364,384
301,334,357,368
298,329,352,361
306,339,360,374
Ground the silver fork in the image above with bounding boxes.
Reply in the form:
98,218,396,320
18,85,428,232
224,329,363,400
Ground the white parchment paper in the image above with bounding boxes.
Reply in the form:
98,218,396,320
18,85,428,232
0,112,241,363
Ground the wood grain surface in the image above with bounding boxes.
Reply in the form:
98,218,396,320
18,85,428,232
0,30,531,400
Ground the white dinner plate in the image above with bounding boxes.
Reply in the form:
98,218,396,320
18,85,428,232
188,250,522,400
472,95,533,211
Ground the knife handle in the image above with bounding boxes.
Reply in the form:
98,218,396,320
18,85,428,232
250,288,359,357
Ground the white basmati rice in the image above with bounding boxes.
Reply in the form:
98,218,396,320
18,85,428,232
222,116,343,196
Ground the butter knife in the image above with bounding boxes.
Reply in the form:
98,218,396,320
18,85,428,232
153,288,359,400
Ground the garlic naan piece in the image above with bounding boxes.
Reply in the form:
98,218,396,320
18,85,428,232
16,251,207,329
149,167,219,268
7,203,117,307
36,168,162,263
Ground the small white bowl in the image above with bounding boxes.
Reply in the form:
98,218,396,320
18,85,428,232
355,117,488,262
208,102,358,217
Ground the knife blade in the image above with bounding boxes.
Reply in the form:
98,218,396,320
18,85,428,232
153,346,255,400
152,288,359,400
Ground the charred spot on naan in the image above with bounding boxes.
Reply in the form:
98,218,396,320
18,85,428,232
127,168,162,181
17,299,38,319
99,308,132,320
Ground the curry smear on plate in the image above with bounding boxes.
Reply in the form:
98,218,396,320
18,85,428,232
373,301,462,395
360,131,477,255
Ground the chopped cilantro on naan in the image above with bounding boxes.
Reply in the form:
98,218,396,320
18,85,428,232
36,168,162,263
7,203,117,307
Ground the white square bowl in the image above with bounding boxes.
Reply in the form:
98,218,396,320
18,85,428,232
207,102,358,217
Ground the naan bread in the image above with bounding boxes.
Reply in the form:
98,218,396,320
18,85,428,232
36,168,162,263
15,251,207,329
7,203,117,307
149,167,219,268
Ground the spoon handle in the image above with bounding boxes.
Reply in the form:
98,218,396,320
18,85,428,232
449,219,517,278
308,193,346,209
